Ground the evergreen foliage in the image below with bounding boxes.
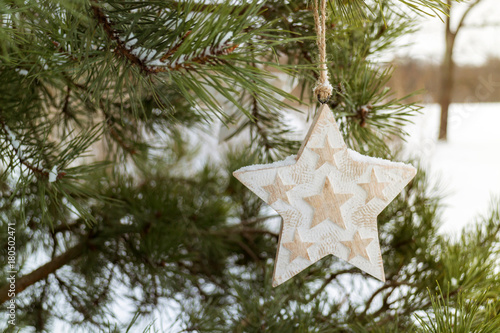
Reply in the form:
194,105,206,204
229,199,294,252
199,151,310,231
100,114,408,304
0,0,498,332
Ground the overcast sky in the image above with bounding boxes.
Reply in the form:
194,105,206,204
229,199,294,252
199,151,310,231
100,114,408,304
387,0,500,65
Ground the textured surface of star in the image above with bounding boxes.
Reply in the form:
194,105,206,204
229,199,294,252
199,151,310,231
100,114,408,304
283,230,314,262
341,231,374,261
233,105,417,287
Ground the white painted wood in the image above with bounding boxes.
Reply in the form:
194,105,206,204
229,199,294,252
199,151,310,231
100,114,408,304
233,105,417,287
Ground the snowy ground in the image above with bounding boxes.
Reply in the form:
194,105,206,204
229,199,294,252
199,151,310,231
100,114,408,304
403,103,500,235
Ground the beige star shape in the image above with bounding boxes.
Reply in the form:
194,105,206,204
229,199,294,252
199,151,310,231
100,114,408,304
310,139,344,169
233,105,416,287
263,173,294,205
303,178,353,229
358,169,389,204
341,231,374,261
283,230,314,262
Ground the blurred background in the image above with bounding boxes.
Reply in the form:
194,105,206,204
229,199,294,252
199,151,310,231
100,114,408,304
386,0,500,234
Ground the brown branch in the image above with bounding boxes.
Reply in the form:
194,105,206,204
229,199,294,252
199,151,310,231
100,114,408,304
210,227,278,238
91,1,238,74
51,221,83,234
0,242,87,304
360,283,393,317
61,85,71,116
90,2,154,74
152,43,239,73
308,268,358,301
160,31,192,62
236,239,260,262
454,0,482,34
370,286,398,318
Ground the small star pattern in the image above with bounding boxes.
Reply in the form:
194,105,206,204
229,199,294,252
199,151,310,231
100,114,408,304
341,231,374,261
358,169,389,204
303,178,353,229
283,230,314,262
263,173,294,205
311,139,344,169
233,105,416,287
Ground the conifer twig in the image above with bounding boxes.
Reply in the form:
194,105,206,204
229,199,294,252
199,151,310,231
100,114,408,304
90,1,153,74
0,119,66,181
91,2,238,74
159,31,192,62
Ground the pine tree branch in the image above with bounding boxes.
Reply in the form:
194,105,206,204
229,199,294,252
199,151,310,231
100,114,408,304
308,268,358,301
90,1,238,74
209,227,278,238
0,119,66,181
168,2,311,20
0,241,87,304
52,40,79,62
63,75,137,154
236,239,260,262
159,31,192,63
90,1,153,74
360,283,393,317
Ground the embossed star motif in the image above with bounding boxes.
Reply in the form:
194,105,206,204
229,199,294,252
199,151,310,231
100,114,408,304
303,178,353,229
311,139,344,169
233,105,416,286
341,231,374,261
358,169,389,204
263,174,294,205
283,230,314,262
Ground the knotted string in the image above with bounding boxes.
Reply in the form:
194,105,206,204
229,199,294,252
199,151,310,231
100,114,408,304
312,0,332,104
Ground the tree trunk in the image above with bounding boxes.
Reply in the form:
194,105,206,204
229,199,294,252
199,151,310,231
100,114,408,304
439,2,456,141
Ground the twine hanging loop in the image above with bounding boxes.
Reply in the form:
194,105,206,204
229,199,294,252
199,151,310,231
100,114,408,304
312,0,332,104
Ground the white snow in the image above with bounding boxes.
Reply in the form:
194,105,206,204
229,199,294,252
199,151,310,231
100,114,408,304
348,148,413,169
219,31,233,45
15,68,28,76
234,155,297,173
48,165,58,183
403,103,500,234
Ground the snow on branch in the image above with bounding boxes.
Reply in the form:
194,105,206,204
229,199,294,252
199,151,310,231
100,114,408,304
0,120,65,182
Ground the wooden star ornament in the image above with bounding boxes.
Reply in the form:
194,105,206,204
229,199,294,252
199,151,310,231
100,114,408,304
233,105,416,287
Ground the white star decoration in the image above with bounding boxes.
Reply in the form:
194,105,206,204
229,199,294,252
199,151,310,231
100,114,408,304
233,105,416,287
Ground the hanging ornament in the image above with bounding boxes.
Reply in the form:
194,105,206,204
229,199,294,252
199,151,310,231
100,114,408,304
234,105,416,286
232,0,417,287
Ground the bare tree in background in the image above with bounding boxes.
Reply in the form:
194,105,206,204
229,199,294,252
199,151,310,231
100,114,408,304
439,0,483,141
